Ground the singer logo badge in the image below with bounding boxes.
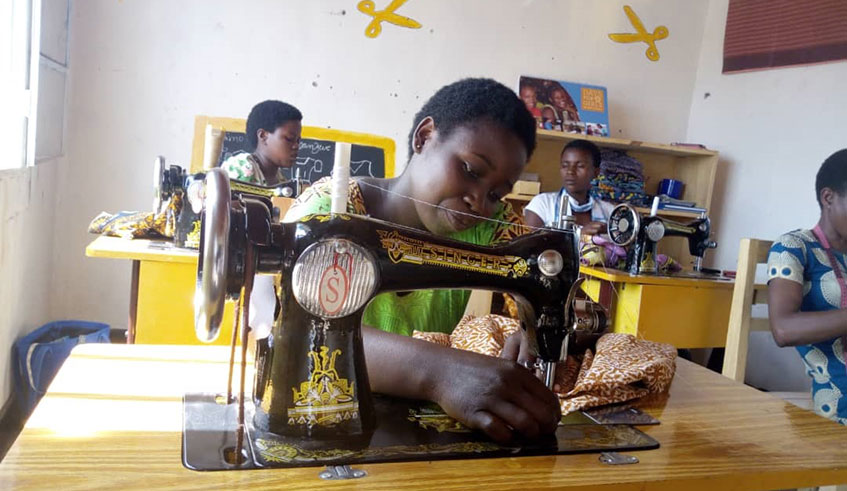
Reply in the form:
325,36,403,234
319,264,350,316
377,230,529,278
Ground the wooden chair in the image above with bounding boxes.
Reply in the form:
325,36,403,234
722,238,773,382
722,238,813,411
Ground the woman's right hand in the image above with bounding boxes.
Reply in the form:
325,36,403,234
363,326,561,443
428,347,561,443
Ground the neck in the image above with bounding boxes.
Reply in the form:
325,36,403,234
364,175,425,230
566,189,590,205
253,152,278,184
818,215,847,252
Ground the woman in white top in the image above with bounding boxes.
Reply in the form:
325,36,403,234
524,139,614,234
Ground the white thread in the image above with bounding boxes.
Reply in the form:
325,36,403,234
355,179,566,235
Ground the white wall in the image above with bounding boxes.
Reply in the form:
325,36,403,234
686,0,847,391
0,163,58,405
54,0,710,328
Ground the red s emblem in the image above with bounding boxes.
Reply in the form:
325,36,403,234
319,264,349,315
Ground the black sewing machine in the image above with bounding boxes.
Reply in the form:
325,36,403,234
607,203,717,275
182,169,656,473
152,156,303,248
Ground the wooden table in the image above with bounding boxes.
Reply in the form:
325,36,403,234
580,266,734,349
3,344,847,489
86,236,236,345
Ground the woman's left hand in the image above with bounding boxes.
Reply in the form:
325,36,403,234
580,220,607,235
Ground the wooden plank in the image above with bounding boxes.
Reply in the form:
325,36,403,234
3,345,847,490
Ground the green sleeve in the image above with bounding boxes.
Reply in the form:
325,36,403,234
282,178,333,222
220,153,258,183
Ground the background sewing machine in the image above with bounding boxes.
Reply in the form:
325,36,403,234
607,202,718,276
152,156,303,248
182,166,657,472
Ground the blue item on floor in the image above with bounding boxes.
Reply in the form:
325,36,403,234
12,320,110,414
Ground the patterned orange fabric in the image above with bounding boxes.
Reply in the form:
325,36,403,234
414,314,676,414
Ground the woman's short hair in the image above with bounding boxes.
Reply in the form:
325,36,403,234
407,78,537,161
562,139,602,168
816,149,847,207
246,100,302,150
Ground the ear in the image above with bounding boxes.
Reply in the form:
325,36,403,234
412,116,436,154
821,188,835,208
592,165,600,179
256,128,269,147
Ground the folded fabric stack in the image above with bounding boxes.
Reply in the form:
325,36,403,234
591,149,650,206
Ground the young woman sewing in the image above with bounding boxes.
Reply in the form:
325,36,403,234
284,78,560,443
523,139,614,235
221,99,302,186
768,149,847,424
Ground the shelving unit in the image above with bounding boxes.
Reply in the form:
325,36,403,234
524,130,720,268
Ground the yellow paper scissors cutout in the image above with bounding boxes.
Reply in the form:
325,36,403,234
608,5,668,62
357,0,422,38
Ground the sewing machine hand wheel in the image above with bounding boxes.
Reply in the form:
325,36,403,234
608,204,640,247
195,168,250,342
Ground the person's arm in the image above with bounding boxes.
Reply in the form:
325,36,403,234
524,209,545,229
522,193,550,230
362,326,560,443
768,278,847,346
580,221,607,235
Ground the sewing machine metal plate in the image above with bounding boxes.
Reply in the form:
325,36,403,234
182,393,659,470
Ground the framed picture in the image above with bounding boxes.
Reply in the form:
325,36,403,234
518,76,610,137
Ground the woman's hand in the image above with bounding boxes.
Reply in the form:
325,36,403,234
363,326,560,443
500,331,535,366
429,348,561,443
580,220,607,235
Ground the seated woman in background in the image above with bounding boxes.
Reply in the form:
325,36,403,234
522,139,614,235
768,148,847,425
221,100,302,339
221,99,302,185
284,78,560,442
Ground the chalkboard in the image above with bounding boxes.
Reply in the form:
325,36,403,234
218,132,386,183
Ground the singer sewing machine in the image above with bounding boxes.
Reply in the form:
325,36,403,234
607,203,718,276
182,168,657,473
152,156,303,248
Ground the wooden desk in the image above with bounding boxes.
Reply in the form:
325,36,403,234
86,236,236,345
3,344,847,489
580,266,734,349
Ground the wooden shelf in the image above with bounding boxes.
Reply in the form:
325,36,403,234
535,130,717,158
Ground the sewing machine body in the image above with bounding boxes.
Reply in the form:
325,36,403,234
153,157,302,248
187,169,619,469
607,204,717,275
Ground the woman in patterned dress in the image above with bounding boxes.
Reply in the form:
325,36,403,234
284,78,561,442
768,149,847,424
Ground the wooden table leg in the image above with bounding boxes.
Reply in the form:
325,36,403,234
128,260,139,344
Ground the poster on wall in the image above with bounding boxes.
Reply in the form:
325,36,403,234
518,76,610,137
723,0,847,73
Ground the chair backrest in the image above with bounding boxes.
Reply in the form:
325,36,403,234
722,238,774,382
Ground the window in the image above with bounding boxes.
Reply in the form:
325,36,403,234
0,0,69,170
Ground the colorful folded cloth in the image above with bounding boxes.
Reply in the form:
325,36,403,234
591,150,651,206
88,194,181,240
413,314,676,414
